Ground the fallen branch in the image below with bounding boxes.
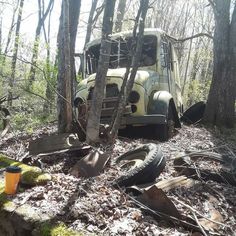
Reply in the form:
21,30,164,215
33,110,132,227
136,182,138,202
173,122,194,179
170,144,227,160
115,185,201,232
192,211,208,236
173,198,228,228
201,182,226,202
169,32,213,43
11,192,35,216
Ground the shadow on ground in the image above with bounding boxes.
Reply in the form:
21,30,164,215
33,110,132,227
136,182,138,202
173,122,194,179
119,125,158,140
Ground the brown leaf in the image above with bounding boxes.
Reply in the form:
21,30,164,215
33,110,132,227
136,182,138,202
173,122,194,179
199,209,223,231
138,186,181,218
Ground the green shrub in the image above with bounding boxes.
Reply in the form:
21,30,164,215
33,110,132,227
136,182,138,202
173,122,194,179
38,223,82,236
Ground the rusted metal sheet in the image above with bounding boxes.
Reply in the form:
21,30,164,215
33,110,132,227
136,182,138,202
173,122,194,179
149,176,195,191
78,97,131,123
70,150,110,177
138,185,181,218
100,105,131,117
128,176,195,193
29,133,89,155
174,151,236,186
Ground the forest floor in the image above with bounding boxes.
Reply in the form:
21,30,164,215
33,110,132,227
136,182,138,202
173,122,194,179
0,124,236,235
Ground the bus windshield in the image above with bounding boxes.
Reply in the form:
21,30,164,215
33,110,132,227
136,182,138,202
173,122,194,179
86,35,157,75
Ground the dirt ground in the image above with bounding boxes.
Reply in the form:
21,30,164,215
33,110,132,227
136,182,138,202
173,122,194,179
0,124,236,235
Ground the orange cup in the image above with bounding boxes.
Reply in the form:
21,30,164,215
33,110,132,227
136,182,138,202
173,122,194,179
5,166,22,195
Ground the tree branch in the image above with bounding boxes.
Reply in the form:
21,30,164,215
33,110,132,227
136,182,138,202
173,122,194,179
173,32,213,43
1,53,88,138
208,0,217,15
20,86,53,104
208,0,215,8
92,3,104,25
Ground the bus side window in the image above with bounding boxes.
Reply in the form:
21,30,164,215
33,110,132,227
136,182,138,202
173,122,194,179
161,39,174,70
169,42,174,71
160,41,169,68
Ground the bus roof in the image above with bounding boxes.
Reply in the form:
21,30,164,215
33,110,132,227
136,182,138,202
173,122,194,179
85,28,175,50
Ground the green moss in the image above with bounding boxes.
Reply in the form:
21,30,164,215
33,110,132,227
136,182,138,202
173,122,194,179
21,170,51,185
0,155,51,186
0,175,15,210
0,183,6,205
38,223,82,236
0,192,6,205
0,155,16,167
0,182,4,192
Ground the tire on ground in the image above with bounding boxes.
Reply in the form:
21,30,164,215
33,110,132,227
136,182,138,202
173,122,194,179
181,101,206,124
155,106,174,142
115,143,166,187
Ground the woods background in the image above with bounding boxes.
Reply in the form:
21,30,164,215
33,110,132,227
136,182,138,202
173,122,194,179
0,0,235,134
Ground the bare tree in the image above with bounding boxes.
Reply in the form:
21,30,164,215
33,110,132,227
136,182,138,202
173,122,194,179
43,0,55,114
8,0,24,106
109,0,149,139
181,7,197,95
3,0,20,62
57,0,81,132
69,0,81,101
203,0,236,127
86,0,116,143
27,0,54,88
229,2,236,98
0,17,2,54
114,0,127,32
57,0,72,133
84,0,99,48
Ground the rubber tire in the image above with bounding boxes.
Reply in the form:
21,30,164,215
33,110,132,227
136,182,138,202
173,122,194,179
155,124,168,142
115,143,166,187
155,106,174,142
181,101,206,124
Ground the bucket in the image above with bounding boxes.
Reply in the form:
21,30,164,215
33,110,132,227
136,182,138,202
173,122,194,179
5,166,22,195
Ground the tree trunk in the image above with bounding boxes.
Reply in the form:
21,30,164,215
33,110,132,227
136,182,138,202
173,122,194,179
57,0,72,133
114,0,126,32
84,0,98,48
44,56,58,114
203,0,235,127
189,38,201,82
3,0,20,63
8,0,24,106
109,0,149,139
80,0,101,78
0,18,2,54
69,0,81,102
177,2,190,69
228,3,236,122
182,5,196,96
43,0,55,114
28,0,54,88
181,39,192,95
86,0,116,143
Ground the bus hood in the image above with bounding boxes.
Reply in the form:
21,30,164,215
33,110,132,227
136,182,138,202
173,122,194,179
84,68,158,88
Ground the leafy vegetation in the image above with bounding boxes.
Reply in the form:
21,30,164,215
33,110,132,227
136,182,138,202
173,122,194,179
0,0,220,133
38,223,82,236
184,78,211,108
0,154,51,185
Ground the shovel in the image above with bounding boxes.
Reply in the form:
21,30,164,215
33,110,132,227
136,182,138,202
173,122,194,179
70,150,110,178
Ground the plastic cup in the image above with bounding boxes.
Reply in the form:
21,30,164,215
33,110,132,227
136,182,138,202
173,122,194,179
4,166,22,195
